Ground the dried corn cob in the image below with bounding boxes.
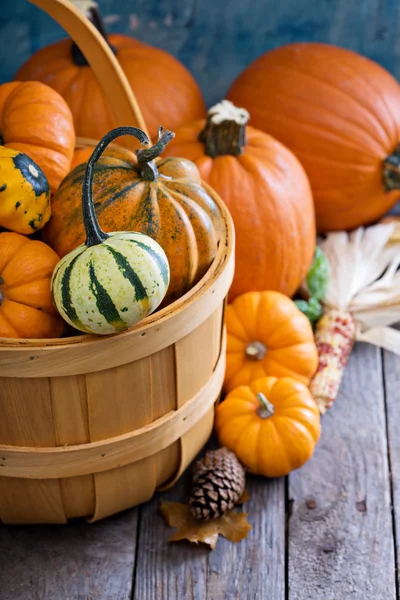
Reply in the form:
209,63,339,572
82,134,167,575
310,310,356,414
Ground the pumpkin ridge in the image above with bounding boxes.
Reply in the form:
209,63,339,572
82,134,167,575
232,306,259,345
328,56,400,142
270,62,393,148
249,107,377,159
293,150,377,172
99,180,143,212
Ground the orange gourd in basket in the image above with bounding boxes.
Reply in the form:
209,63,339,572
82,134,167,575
44,127,221,306
15,3,205,142
215,376,321,478
227,42,400,232
163,100,316,300
0,232,63,339
0,81,75,192
224,291,318,393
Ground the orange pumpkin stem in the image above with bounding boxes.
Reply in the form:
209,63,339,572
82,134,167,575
82,125,150,246
199,100,249,158
383,145,400,191
71,2,117,66
245,341,267,361
256,392,275,419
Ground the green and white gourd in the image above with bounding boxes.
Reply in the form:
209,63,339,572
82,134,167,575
51,126,170,336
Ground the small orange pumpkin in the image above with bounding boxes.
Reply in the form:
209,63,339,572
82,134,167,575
224,291,318,393
215,376,321,477
0,81,75,192
0,232,64,339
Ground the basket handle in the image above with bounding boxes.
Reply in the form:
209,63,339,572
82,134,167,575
28,0,149,146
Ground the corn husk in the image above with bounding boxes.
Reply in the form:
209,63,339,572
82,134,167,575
309,220,400,412
319,221,400,353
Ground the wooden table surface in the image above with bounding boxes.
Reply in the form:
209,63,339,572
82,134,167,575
0,342,399,600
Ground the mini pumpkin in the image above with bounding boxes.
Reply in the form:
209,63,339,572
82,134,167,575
0,81,75,192
224,290,318,393
52,125,170,335
15,2,205,142
227,43,400,231
44,126,220,306
0,232,63,339
215,376,321,477
0,146,51,234
163,100,315,300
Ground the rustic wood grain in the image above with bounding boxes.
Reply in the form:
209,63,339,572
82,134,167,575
0,509,139,600
288,343,396,600
133,445,285,600
383,348,400,594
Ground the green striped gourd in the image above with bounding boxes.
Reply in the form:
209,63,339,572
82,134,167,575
51,127,170,336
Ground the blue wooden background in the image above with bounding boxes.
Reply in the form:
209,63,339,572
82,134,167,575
0,0,399,106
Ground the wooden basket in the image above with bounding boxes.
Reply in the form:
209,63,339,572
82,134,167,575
0,0,234,524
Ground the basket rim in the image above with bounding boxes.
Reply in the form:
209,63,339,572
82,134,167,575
0,183,234,356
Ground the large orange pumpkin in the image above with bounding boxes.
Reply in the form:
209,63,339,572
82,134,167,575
0,81,75,193
215,376,321,478
163,100,315,300
0,232,63,339
15,4,205,142
224,290,318,393
227,43,400,232
44,126,221,306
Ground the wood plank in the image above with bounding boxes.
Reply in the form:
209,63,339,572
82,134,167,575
383,349,400,593
133,444,285,600
0,509,139,600
288,343,396,599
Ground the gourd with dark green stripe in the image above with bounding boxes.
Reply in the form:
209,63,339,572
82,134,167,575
0,146,51,234
51,127,170,336
45,123,221,306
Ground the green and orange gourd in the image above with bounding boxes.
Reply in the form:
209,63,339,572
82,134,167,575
44,125,221,306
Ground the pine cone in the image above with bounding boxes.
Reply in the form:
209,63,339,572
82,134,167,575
189,447,246,521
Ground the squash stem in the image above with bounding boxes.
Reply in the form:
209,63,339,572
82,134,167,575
199,100,249,158
257,393,275,419
383,145,400,191
82,126,150,247
71,3,117,66
245,341,267,361
136,127,175,181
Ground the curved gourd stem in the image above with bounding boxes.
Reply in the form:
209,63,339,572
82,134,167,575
82,126,150,247
383,145,400,191
136,127,175,181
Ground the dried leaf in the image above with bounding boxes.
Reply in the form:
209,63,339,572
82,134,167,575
159,501,251,550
